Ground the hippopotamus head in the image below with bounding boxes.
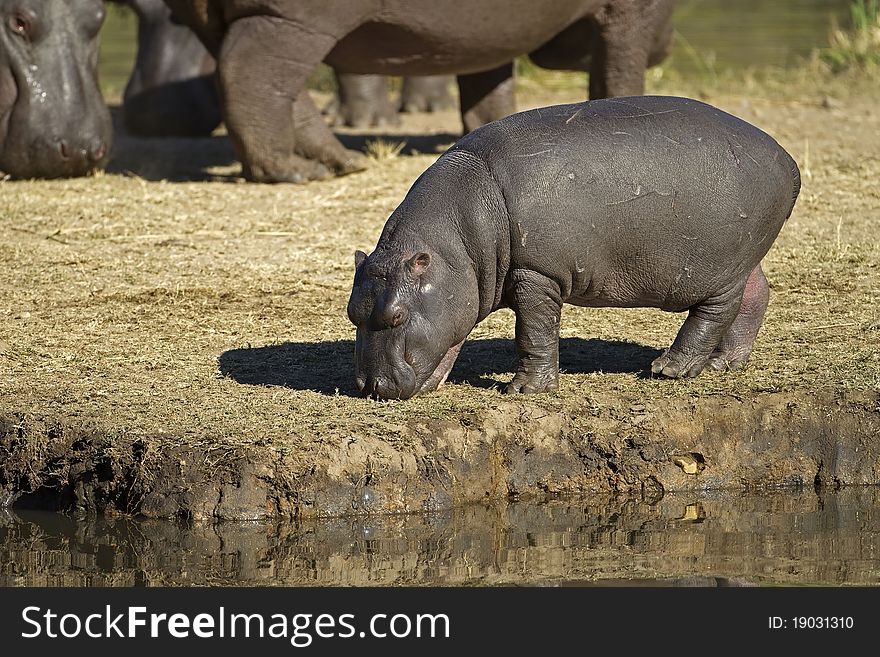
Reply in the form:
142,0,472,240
0,0,112,178
347,246,476,400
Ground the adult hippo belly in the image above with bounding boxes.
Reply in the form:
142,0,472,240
164,0,676,183
0,0,112,178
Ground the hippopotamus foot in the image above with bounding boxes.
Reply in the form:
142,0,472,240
650,351,711,379
504,369,560,395
650,277,752,379
241,155,333,184
504,270,563,394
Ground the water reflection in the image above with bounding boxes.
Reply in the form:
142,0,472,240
2,488,879,587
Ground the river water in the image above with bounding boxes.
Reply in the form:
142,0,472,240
3,488,879,586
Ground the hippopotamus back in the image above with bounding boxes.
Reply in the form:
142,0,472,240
445,96,800,313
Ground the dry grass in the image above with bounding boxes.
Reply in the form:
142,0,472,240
1,69,879,453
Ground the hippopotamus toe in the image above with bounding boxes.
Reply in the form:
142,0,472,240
503,371,560,395
650,352,711,379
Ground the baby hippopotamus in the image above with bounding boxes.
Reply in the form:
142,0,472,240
347,96,801,399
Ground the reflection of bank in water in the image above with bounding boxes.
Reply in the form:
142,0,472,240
2,487,879,587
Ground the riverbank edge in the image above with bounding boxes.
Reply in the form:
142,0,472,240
2,387,877,519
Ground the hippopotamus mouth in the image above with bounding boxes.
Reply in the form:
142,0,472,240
414,339,465,395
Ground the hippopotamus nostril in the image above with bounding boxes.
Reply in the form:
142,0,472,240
58,140,69,160
89,141,107,162
363,375,400,400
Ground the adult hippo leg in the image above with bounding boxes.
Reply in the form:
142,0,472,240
399,76,456,113
457,62,516,134
708,264,770,372
327,72,399,128
589,1,665,98
651,279,750,379
504,270,563,395
217,16,368,183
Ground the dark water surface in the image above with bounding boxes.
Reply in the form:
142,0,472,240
3,488,879,587
97,0,852,96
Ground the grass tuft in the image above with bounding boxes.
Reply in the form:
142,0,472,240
817,0,880,73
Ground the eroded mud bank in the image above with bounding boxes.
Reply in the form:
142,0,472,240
2,388,877,520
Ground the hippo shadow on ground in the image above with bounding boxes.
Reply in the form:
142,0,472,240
105,105,460,182
217,340,359,396
106,105,239,182
217,337,662,397
447,337,664,390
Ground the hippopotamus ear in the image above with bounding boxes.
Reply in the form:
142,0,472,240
405,252,431,276
354,250,368,269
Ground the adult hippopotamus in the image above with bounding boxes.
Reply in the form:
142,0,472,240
0,0,112,178
119,0,453,135
347,96,801,399
121,0,221,137
163,0,678,183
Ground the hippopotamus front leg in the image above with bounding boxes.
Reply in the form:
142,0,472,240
651,274,753,378
457,63,516,134
217,16,368,183
504,270,564,394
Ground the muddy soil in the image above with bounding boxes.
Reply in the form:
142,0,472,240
1,69,878,519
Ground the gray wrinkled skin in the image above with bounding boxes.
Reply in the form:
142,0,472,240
118,3,451,135
348,96,801,400
0,0,111,178
121,0,221,137
164,0,677,183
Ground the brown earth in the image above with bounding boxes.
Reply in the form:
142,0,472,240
1,67,878,519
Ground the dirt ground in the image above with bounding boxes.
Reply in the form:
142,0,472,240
1,66,879,518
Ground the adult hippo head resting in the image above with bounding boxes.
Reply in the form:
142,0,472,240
0,0,112,178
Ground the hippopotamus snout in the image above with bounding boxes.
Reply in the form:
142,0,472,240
3,124,111,179
354,334,418,400
357,370,417,401
51,134,108,173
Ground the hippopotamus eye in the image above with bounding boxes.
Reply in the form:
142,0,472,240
7,13,29,37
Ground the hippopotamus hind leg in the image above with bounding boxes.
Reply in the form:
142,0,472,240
651,277,750,379
503,270,563,394
707,264,770,372
400,76,456,113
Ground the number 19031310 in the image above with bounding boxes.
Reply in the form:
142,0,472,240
769,616,855,630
